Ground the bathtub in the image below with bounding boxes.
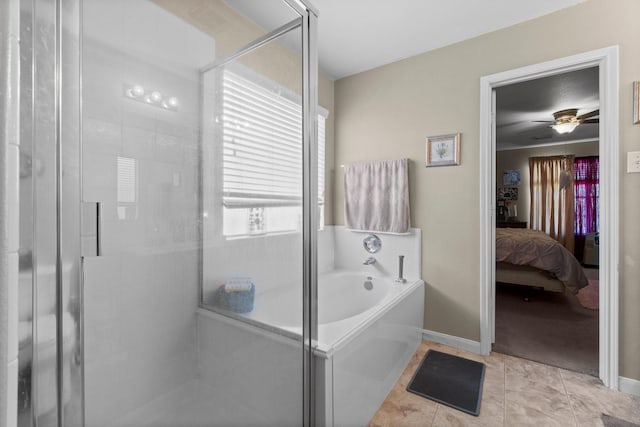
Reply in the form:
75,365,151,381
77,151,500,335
198,270,425,426
240,271,414,349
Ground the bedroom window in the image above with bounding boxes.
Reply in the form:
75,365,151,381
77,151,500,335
574,156,599,236
529,155,575,252
220,69,328,237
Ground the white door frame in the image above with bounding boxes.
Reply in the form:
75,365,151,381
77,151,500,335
479,46,619,389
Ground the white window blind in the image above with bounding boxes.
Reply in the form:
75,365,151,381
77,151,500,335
222,69,326,209
117,156,137,203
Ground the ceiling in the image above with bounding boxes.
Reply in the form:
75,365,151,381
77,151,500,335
226,0,598,149
228,0,587,80
496,67,599,150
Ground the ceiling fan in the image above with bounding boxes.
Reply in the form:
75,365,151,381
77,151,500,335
536,108,599,134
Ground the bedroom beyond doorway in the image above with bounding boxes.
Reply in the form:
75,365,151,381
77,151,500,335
478,47,619,385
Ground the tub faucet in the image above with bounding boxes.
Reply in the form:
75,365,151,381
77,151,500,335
395,255,407,283
363,256,377,265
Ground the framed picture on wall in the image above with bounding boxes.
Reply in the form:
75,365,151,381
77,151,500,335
503,169,521,186
498,186,518,201
425,133,460,167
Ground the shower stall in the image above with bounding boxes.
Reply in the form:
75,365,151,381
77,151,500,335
15,0,320,425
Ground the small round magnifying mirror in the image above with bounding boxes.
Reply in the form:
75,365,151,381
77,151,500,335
363,234,382,253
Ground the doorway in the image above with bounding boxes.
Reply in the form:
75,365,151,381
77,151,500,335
492,66,600,375
478,47,620,389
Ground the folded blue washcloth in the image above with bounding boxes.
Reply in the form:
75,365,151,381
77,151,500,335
215,278,255,313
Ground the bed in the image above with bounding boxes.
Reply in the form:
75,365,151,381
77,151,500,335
495,228,588,294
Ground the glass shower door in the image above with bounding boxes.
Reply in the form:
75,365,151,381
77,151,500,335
80,1,317,426
81,1,208,423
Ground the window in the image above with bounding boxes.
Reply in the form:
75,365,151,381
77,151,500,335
117,156,138,220
574,156,599,236
220,68,327,237
528,155,575,251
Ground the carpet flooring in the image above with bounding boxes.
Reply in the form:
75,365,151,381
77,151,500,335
493,278,599,376
577,268,600,310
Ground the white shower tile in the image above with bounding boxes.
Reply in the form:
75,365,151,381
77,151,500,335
82,45,126,128
81,236,99,257
158,134,190,165
7,359,18,427
85,355,123,424
82,79,123,124
8,144,19,252
83,152,117,190
122,125,155,159
83,255,122,317
83,255,124,368
81,200,99,237
83,117,123,155
8,253,18,361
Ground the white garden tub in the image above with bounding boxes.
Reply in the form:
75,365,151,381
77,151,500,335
240,270,417,352
198,270,424,426
248,271,391,326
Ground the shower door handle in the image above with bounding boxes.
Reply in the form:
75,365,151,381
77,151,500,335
96,202,103,256
81,201,103,257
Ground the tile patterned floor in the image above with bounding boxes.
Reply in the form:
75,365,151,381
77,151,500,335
369,340,640,427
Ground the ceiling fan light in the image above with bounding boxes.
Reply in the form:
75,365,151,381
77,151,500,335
552,122,579,134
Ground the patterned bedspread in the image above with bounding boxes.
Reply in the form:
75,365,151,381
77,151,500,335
496,228,588,293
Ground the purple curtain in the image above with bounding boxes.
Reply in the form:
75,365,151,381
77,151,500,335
574,156,599,236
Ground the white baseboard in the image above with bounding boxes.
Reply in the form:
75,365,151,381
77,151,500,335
619,376,640,397
422,329,482,354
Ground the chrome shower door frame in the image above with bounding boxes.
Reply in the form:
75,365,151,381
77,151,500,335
17,0,83,425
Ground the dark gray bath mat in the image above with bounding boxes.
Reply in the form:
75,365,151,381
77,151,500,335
406,350,485,416
601,414,640,427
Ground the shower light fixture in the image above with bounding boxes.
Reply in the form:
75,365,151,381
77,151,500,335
124,84,179,111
